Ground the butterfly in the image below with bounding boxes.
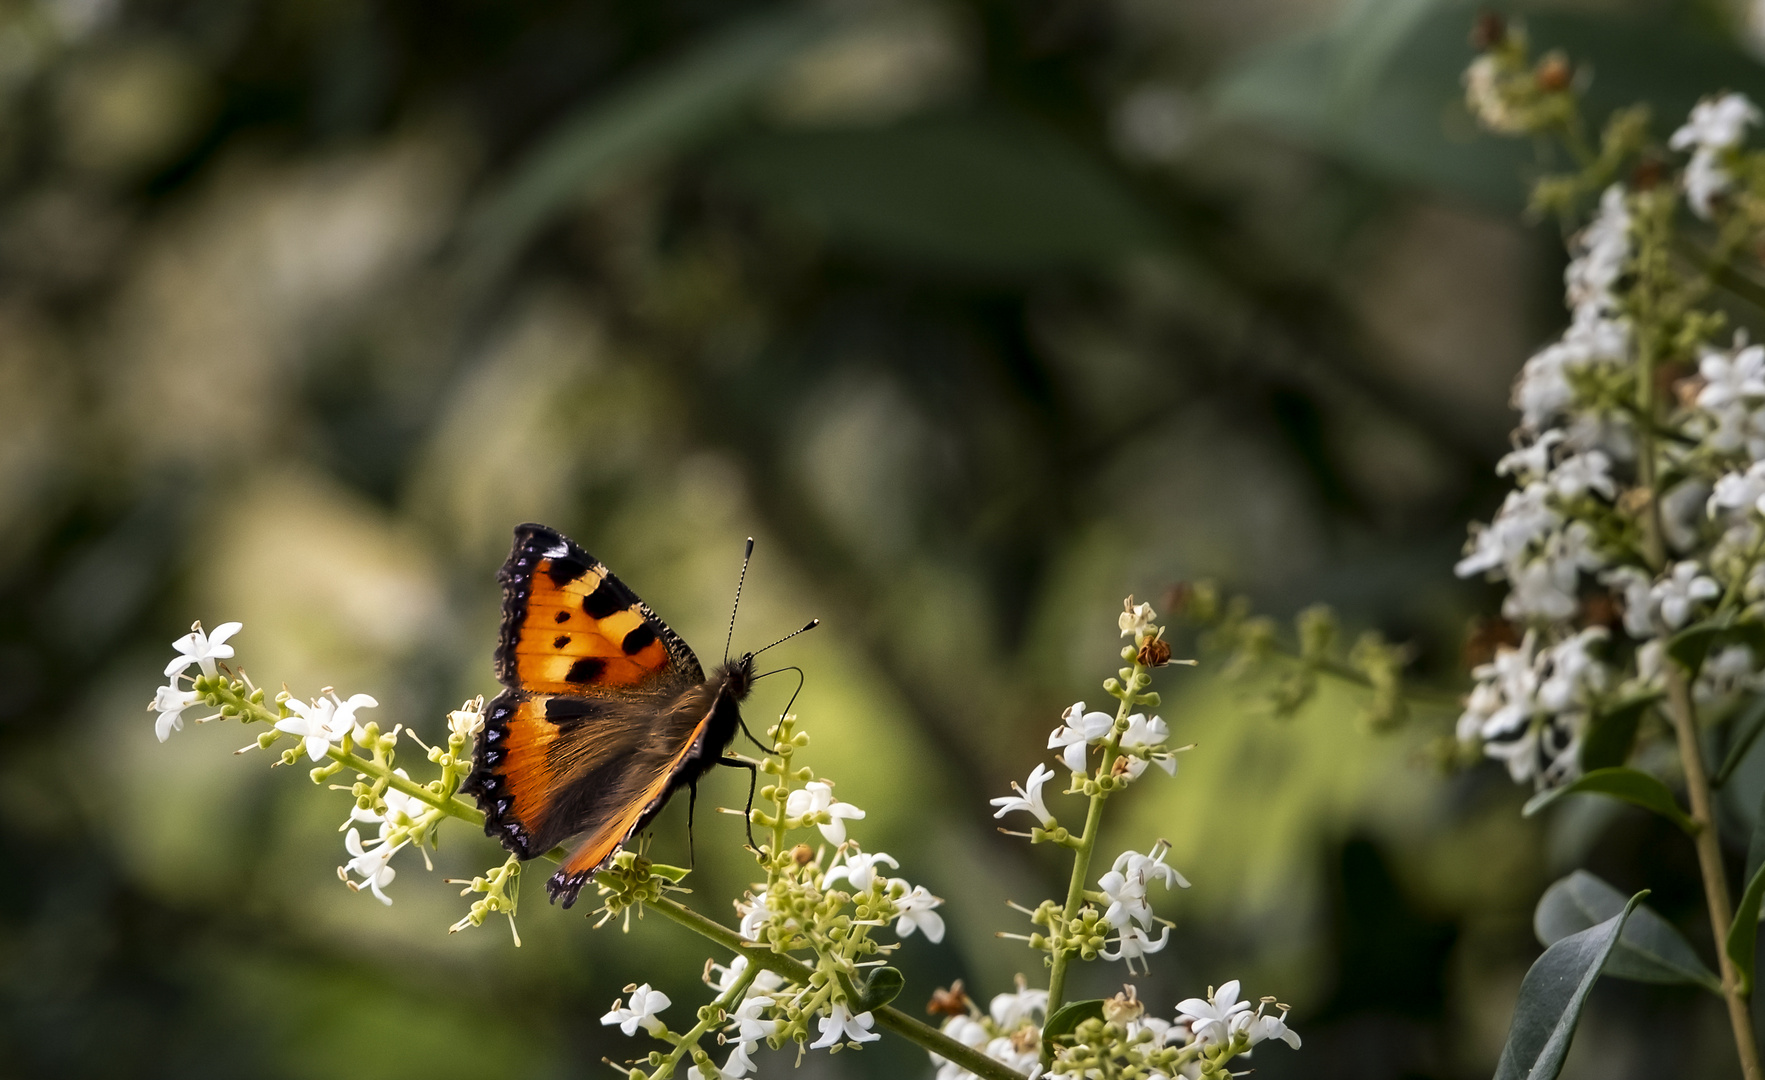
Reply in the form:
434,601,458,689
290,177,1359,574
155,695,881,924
462,524,810,908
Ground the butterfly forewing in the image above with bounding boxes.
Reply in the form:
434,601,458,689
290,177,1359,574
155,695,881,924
493,525,702,697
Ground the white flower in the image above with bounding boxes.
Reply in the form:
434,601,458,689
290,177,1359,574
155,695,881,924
710,955,784,997
1710,461,1765,518
448,698,484,742
1176,981,1253,1049
275,696,349,761
350,768,426,827
1697,343,1765,410
824,848,898,892
1101,925,1170,973
784,781,866,845
164,620,242,678
930,1016,990,1080
1672,93,1761,152
1653,561,1720,629
1455,485,1562,579
990,763,1058,826
1546,451,1615,501
1098,842,1189,929
1119,713,1178,777
989,986,1049,1030
1697,644,1763,704
1661,480,1712,554
1247,1007,1302,1049
1049,702,1114,773
729,995,778,1050
893,883,946,942
1496,430,1563,483
810,1003,878,1049
984,1033,1041,1078
1536,627,1609,713
1119,597,1157,640
342,827,401,905
334,692,379,740
601,983,672,1036
1671,94,1760,218
1566,186,1631,312
1602,565,1656,639
738,890,773,941
151,682,199,742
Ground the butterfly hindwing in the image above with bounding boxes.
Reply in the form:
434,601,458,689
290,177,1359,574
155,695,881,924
469,688,716,899
494,524,702,698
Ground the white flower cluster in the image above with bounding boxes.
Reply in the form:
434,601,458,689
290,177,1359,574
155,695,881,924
1671,93,1760,219
1455,96,1765,789
1174,980,1301,1056
931,985,1048,1080
1456,629,1611,787
148,620,242,741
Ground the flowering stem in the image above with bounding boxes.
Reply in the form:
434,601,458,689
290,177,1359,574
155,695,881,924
653,963,757,1080
1632,274,1764,1080
1044,662,1144,1028
642,895,1027,1080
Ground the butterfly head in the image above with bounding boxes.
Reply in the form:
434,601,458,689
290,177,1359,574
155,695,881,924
718,652,757,700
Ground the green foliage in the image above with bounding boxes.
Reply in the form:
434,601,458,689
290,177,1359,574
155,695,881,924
1522,767,1698,836
1494,893,1646,1080
1534,871,1719,992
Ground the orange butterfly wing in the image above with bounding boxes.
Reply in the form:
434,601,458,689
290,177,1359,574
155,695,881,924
466,524,713,907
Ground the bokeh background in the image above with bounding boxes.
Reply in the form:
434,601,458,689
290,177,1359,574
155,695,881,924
11,0,1765,1077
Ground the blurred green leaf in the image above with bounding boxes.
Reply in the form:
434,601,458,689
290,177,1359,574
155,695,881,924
1579,693,1657,772
1732,785,1765,995
1212,6,1765,210
1534,870,1720,992
1495,892,1645,1080
1715,693,1765,788
1667,617,1765,675
716,112,1165,273
460,5,837,279
1523,767,1696,835
1041,999,1106,1058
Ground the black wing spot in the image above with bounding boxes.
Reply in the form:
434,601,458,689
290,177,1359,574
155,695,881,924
554,610,571,624
621,623,658,655
546,556,590,588
553,634,571,649
582,582,627,619
566,657,606,683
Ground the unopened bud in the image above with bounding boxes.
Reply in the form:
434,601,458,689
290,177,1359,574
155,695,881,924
1534,51,1570,91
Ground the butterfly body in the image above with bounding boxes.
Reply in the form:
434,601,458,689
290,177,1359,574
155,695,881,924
464,524,755,907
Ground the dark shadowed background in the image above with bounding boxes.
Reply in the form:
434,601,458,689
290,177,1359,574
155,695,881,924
5,0,1765,1077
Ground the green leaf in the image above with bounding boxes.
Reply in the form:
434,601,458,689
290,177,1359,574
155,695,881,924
1534,871,1720,993
1523,767,1698,836
1728,783,1765,995
1666,619,1765,677
715,112,1165,273
1578,694,1658,772
1715,693,1765,788
1494,892,1647,1080
853,967,904,1013
1040,999,1105,1058
1212,8,1765,211
459,6,838,280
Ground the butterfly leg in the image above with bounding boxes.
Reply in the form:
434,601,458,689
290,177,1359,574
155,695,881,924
686,778,698,870
715,755,761,854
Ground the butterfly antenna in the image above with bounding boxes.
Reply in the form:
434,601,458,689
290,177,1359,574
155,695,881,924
750,620,819,660
724,537,755,665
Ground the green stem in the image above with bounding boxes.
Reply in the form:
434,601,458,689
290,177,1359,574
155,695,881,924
652,962,757,1080
1631,216,1764,1080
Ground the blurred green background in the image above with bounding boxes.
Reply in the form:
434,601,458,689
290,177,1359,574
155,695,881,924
9,0,1765,1077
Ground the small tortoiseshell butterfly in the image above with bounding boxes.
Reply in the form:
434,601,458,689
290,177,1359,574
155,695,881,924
463,524,805,907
